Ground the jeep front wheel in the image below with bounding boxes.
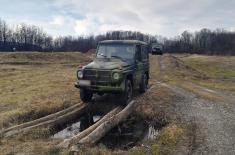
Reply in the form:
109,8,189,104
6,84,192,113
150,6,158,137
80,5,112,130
121,79,133,105
80,89,93,102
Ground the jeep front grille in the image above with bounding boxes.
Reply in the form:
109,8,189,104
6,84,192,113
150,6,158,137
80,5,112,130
83,69,111,85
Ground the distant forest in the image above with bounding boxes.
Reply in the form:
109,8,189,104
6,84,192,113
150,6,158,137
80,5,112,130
0,18,234,55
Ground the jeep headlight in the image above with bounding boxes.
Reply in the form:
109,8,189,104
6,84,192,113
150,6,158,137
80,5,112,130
77,70,83,79
113,72,120,80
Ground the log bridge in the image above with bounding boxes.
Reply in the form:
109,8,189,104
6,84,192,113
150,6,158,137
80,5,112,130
0,100,136,150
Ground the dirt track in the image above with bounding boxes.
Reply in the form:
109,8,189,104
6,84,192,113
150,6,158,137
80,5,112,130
158,55,235,155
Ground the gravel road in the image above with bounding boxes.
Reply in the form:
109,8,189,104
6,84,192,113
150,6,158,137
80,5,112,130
157,55,235,155
163,83,235,155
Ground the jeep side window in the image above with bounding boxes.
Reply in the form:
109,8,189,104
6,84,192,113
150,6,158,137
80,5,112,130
136,45,142,61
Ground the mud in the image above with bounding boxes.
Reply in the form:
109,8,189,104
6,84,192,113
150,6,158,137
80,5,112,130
53,113,165,150
53,115,101,139
99,116,160,150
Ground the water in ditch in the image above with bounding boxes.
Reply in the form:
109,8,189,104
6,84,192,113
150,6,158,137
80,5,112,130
99,117,160,149
53,115,101,139
52,115,161,149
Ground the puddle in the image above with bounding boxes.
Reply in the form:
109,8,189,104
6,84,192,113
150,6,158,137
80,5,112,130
53,115,162,150
53,115,101,139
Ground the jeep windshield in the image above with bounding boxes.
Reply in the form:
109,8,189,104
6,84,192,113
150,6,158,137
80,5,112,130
96,44,135,61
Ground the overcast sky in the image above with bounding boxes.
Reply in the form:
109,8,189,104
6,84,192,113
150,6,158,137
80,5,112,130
0,0,235,37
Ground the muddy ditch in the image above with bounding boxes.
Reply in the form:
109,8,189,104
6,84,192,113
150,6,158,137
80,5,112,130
52,110,168,150
48,101,115,136
49,91,170,150
98,115,162,150
2,86,170,151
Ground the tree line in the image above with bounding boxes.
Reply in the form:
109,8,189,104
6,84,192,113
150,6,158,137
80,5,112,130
0,18,157,52
164,29,235,55
0,19,53,51
0,18,234,55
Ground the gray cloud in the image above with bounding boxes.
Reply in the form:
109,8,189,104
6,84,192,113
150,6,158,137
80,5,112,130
1,0,235,37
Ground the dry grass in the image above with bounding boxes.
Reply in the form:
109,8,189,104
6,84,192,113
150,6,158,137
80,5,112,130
151,124,184,155
0,138,61,155
149,55,162,83
181,55,235,92
0,52,92,155
128,124,186,155
2,53,228,155
160,54,235,100
0,52,91,129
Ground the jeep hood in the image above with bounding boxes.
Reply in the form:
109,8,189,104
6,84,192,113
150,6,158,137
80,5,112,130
84,58,132,70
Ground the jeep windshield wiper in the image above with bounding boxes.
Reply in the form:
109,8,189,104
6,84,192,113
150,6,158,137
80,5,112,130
111,55,126,61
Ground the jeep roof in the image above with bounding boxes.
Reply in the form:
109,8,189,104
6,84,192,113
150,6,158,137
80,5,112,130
99,40,148,45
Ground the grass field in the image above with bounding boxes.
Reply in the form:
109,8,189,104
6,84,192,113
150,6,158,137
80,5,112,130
181,55,235,92
161,54,235,100
0,52,91,129
0,52,234,155
0,53,184,155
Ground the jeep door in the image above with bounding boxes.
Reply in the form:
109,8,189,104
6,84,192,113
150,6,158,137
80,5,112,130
135,44,143,86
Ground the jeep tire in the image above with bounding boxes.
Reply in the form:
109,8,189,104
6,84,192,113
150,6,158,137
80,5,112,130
139,74,148,93
121,79,133,105
80,88,93,102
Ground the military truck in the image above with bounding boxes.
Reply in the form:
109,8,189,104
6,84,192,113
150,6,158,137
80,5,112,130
152,43,163,55
75,40,151,105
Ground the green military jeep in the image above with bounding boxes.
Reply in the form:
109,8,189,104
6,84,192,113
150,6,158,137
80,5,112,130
75,40,150,105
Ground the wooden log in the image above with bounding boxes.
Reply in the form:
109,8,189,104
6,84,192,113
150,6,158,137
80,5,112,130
78,100,135,145
58,106,122,148
3,104,87,137
0,103,81,136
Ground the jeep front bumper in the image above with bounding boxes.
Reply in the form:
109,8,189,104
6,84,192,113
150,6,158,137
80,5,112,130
74,81,125,93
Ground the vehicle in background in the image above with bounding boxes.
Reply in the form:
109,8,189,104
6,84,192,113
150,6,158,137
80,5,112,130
152,43,163,55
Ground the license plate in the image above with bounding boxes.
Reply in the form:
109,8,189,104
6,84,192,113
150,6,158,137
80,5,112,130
78,80,91,86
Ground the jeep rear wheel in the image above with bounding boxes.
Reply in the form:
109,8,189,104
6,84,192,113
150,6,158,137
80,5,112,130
80,89,93,103
121,79,133,105
139,74,148,93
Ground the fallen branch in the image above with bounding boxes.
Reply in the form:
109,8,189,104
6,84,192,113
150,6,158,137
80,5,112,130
78,100,135,145
58,106,122,148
